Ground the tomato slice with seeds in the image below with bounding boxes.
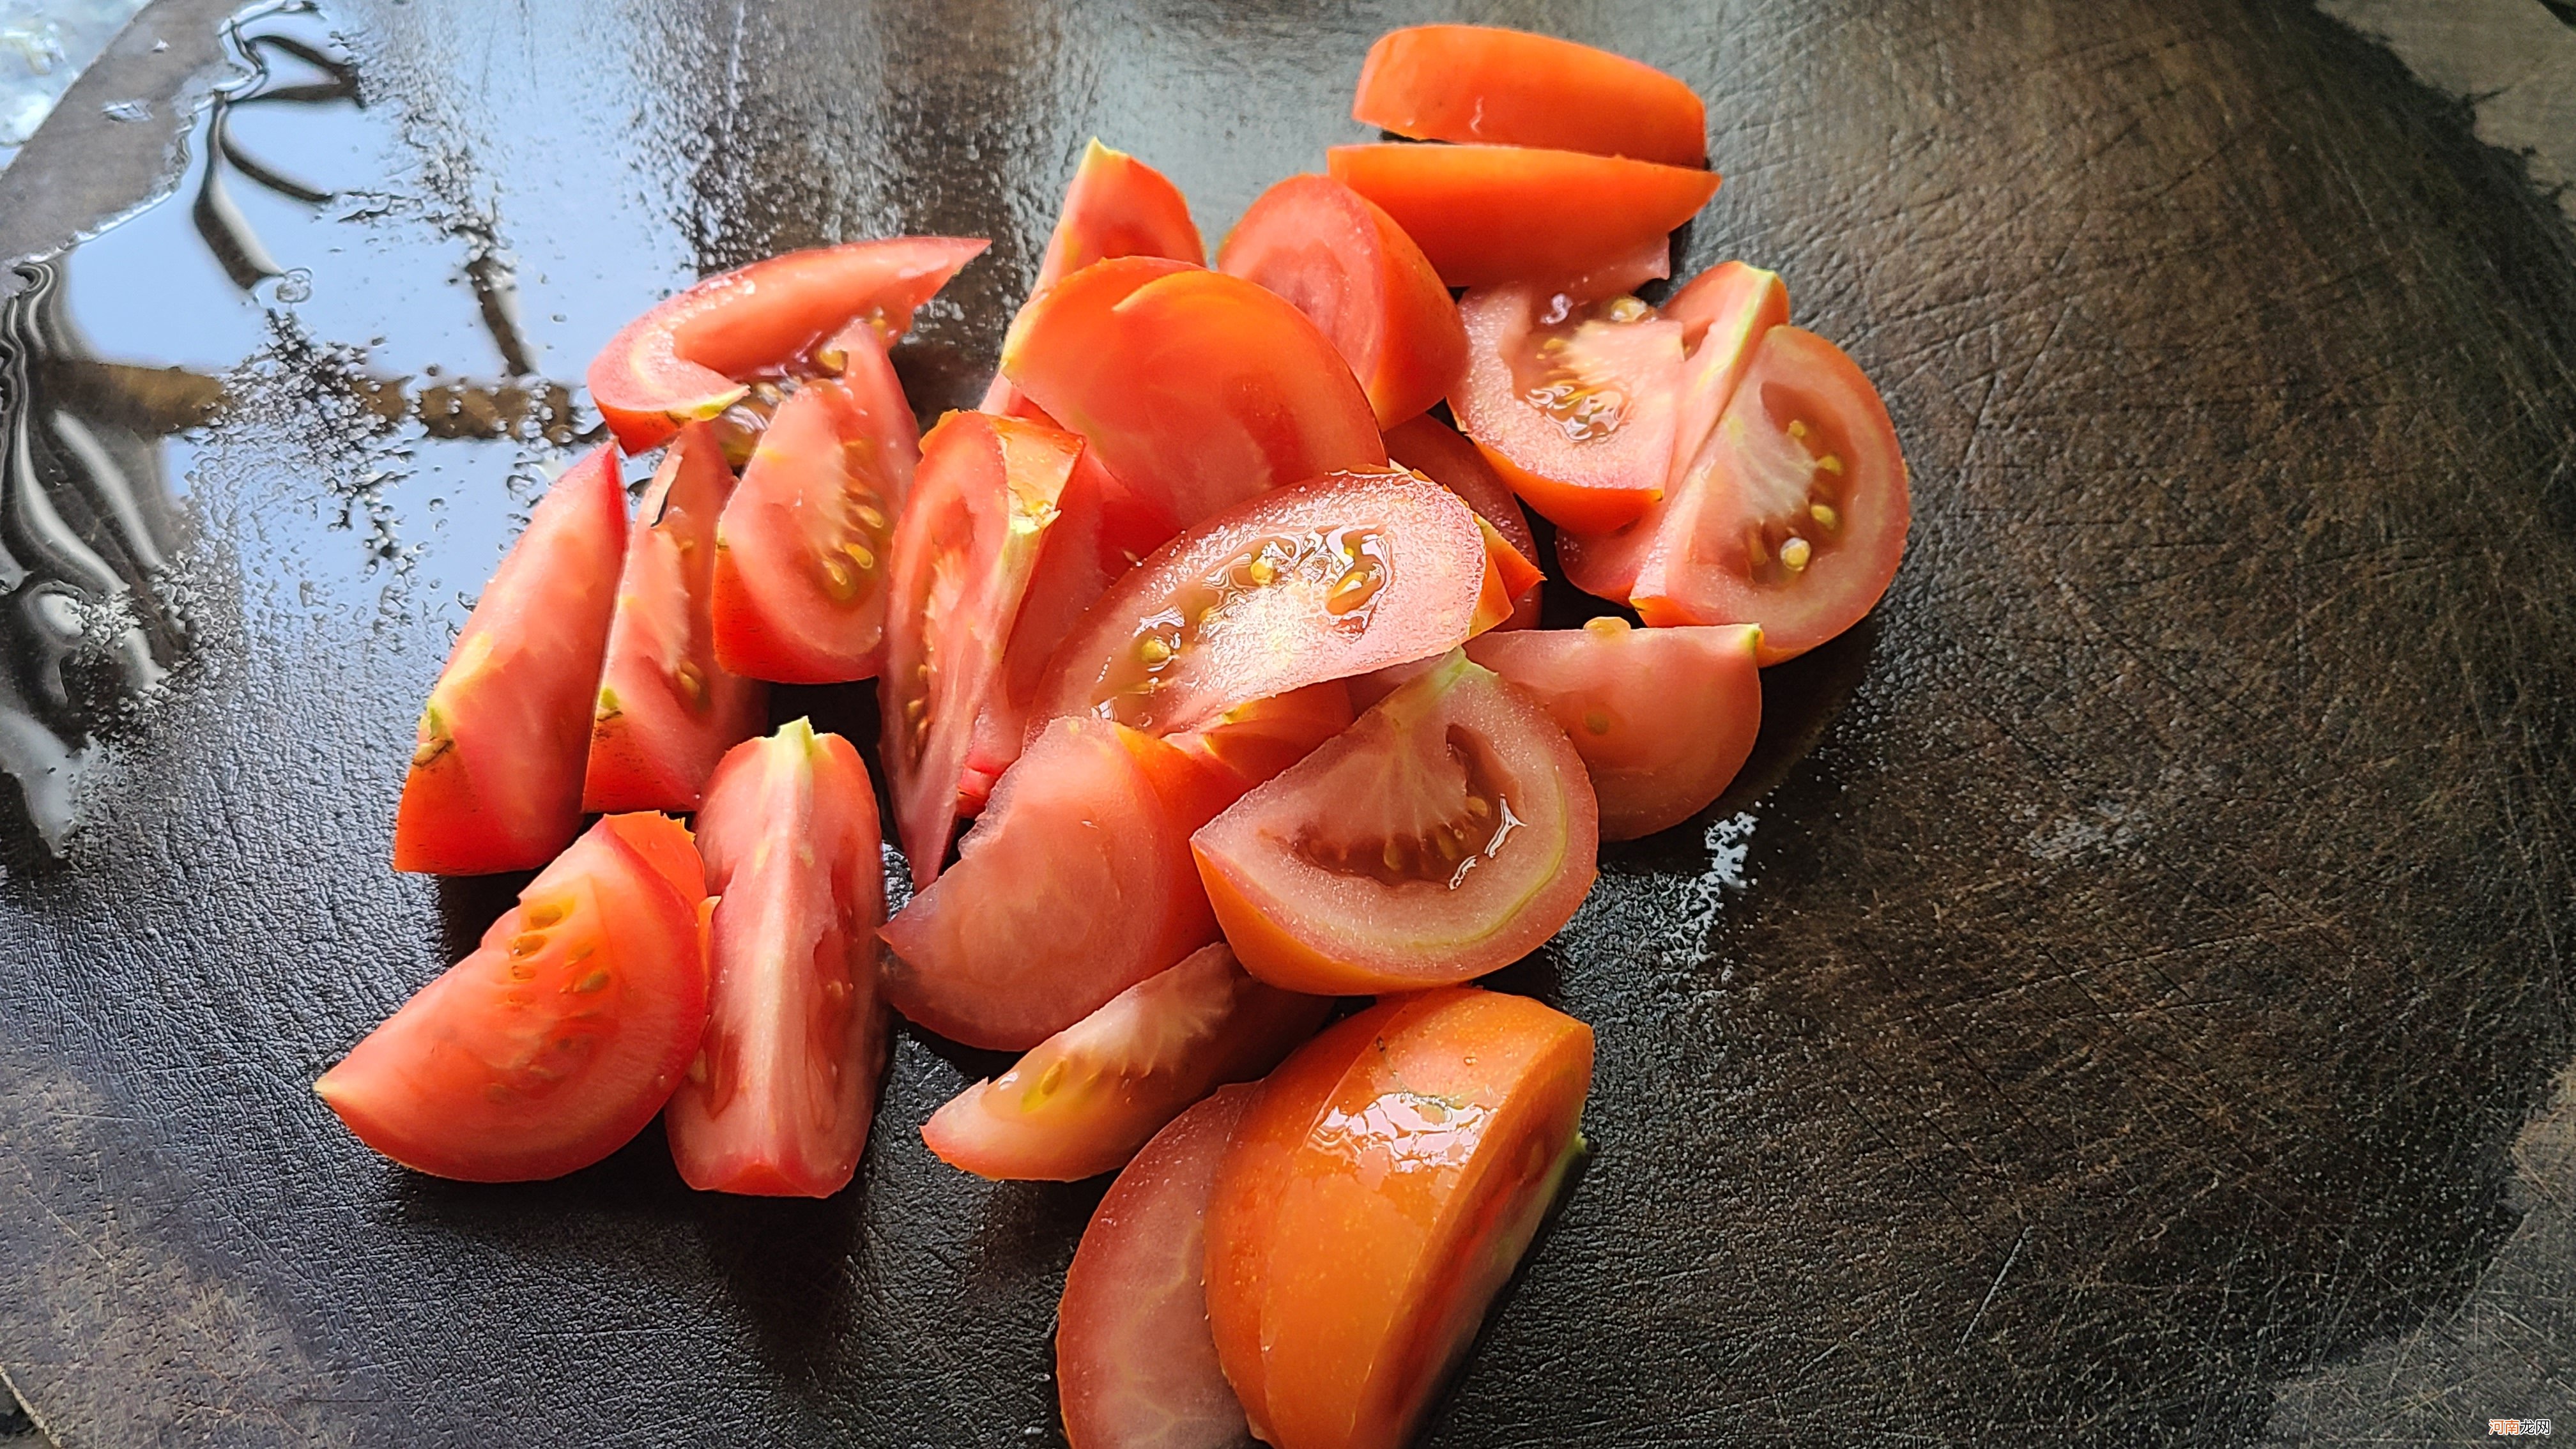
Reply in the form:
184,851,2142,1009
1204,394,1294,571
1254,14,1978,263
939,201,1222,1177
881,717,1234,1052
709,332,919,684
582,424,768,813
663,720,888,1197
1032,470,1502,739
1384,413,1541,628
1192,650,1598,995
394,446,626,876
588,237,985,454
1466,618,1761,840
923,942,1327,1182
880,411,1083,887
1353,25,1708,169
1218,174,1466,429
1452,283,1684,535
319,813,709,1182
1000,257,1389,531
1326,144,1718,291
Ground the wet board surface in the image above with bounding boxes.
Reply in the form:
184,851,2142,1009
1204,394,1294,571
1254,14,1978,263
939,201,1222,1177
2,0,2573,1444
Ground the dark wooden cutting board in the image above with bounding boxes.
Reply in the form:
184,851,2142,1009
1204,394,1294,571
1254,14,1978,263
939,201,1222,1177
2,0,2570,1443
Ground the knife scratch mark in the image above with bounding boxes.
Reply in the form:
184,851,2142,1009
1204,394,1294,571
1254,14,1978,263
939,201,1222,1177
1959,1223,2031,1347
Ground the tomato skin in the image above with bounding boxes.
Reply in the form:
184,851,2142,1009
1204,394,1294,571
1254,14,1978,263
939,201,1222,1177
394,447,626,876
1169,682,1356,797
1452,284,1684,535
1000,257,1389,531
1466,618,1761,839
1191,652,1599,996
1353,25,1708,169
1326,144,1718,291
1204,988,1593,1449
1057,1085,1260,1449
589,237,985,454
1218,174,1466,429
1383,413,1540,627
318,813,709,1182
922,942,1327,1182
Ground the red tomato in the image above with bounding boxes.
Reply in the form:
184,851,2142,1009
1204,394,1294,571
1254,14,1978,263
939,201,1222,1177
880,717,1234,1051
999,257,1389,530
1628,326,1910,661
582,424,767,813
1170,682,1356,797
921,942,1326,1182
1383,413,1541,628
1032,471,1503,739
1353,25,1708,169
1218,174,1466,429
1326,144,1718,291
318,813,709,1181
1204,988,1594,1449
708,332,919,684
1057,1084,1259,1449
983,139,1204,417
394,447,626,876
663,720,889,1197
1192,650,1598,995
1466,618,1761,839
880,411,1084,886
588,238,985,454
1451,284,1683,535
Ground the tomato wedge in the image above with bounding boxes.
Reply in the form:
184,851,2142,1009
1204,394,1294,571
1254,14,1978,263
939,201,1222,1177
1218,174,1466,429
999,257,1388,530
880,717,1234,1051
1193,650,1598,995
318,813,709,1181
922,942,1326,1181
880,411,1082,886
1466,618,1761,839
394,447,626,876
1353,25,1708,169
1452,284,1683,535
588,237,985,453
1058,1084,1259,1449
1383,413,1540,627
1170,682,1356,796
1204,988,1593,1449
1326,144,1718,291
663,720,888,1197
709,332,919,684
1032,470,1503,738
581,424,767,813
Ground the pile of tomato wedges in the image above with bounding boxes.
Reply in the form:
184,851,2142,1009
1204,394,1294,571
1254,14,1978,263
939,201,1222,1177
315,23,1906,1449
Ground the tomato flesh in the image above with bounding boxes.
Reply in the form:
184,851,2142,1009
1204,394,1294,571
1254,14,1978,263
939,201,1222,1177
1218,174,1466,429
1169,682,1356,797
1326,144,1717,291
1353,25,1708,169
394,446,626,875
1192,650,1598,995
1452,284,1683,535
589,237,985,453
922,942,1326,1182
1466,618,1761,839
319,813,709,1181
1384,413,1541,629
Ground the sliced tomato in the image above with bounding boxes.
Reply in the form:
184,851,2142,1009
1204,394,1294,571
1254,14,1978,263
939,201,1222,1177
1192,650,1597,995
1057,1084,1259,1449
394,447,627,875
581,424,767,813
999,257,1388,530
319,813,708,1181
1353,24,1707,169
1170,682,1356,797
1384,413,1541,628
880,411,1083,886
1326,144,1718,291
1218,174,1466,429
1628,326,1908,660
1204,988,1593,1449
662,720,887,1197
709,332,919,684
588,238,984,453
922,942,1326,1182
1033,471,1501,738
880,717,1234,1051
1451,284,1683,535
1465,618,1760,839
